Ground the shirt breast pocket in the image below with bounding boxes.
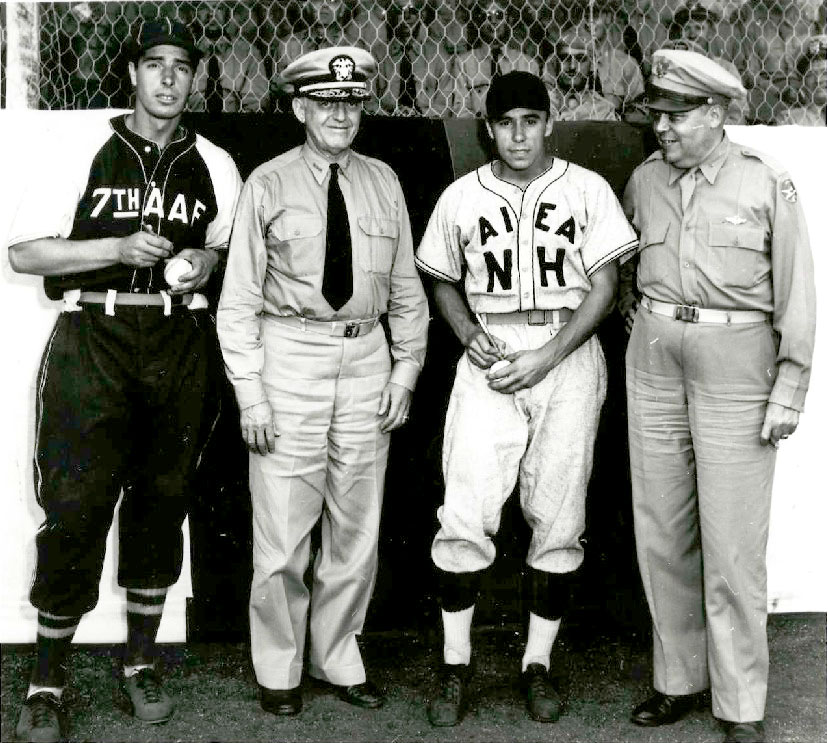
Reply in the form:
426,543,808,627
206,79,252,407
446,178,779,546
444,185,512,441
708,224,766,289
265,214,324,278
358,216,398,275
637,222,670,291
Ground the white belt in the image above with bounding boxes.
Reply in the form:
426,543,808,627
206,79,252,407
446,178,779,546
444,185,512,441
268,314,380,338
63,289,208,316
641,296,769,325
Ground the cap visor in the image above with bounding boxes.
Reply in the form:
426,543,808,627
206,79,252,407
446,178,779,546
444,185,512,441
645,95,702,113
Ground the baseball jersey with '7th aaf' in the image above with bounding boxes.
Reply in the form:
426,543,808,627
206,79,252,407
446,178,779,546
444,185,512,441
415,158,637,312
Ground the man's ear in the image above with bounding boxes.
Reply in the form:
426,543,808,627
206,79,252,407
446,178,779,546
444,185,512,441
128,60,137,87
292,97,306,124
707,103,725,128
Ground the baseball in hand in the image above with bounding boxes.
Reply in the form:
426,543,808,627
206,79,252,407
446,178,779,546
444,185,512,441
489,359,511,374
164,257,192,286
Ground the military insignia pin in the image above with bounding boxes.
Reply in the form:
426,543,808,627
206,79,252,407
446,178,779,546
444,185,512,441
780,179,797,203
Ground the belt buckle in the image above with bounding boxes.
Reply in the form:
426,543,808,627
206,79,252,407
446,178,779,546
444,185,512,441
528,310,546,326
344,321,360,338
674,304,699,323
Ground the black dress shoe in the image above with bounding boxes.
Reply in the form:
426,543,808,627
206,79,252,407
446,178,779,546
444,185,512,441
631,691,703,727
722,721,765,742
337,680,385,709
260,685,302,716
427,663,470,727
521,663,561,723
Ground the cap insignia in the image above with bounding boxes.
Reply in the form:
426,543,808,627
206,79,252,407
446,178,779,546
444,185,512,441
652,57,671,77
330,55,355,82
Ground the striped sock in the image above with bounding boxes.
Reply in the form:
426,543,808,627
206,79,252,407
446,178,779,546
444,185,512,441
31,612,82,688
125,588,168,667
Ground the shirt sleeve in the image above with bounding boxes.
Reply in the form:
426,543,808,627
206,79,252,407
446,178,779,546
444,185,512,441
767,172,816,411
581,173,638,275
386,174,429,391
216,174,269,410
204,147,243,250
415,186,464,283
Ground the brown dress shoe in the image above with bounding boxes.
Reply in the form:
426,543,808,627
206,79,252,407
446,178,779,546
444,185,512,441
337,680,385,709
631,691,703,726
722,721,765,742
260,685,302,716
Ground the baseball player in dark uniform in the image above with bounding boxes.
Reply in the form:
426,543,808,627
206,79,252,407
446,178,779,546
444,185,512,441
7,19,241,743
415,71,637,726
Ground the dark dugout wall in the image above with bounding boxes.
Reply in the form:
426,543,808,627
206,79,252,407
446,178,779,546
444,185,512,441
184,114,657,642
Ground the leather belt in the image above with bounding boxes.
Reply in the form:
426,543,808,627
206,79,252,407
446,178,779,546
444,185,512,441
268,314,380,338
641,296,769,325
481,309,573,326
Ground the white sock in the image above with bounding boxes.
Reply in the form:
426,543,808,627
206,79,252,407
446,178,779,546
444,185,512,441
521,612,561,672
442,605,474,665
27,684,64,700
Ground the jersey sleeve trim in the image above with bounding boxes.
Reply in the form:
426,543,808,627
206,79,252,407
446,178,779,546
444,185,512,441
585,237,639,276
415,256,460,283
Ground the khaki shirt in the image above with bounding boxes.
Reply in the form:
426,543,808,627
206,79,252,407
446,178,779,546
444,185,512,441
218,145,428,410
623,135,816,410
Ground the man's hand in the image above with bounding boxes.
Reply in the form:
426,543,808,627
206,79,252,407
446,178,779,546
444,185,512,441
117,230,173,267
378,382,412,433
241,401,278,456
619,296,639,335
760,402,800,448
486,346,553,394
165,248,220,294
464,327,507,369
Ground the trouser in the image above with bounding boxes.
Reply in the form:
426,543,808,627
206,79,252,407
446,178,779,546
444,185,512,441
431,323,606,575
249,318,391,690
626,308,777,723
30,307,215,617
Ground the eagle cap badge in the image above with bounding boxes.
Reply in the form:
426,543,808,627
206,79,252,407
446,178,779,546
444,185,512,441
330,55,355,82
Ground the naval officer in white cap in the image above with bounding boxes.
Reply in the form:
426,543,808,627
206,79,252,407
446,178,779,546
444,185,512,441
217,45,428,716
620,49,816,743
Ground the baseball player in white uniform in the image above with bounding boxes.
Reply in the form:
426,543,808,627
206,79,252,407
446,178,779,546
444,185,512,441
415,71,637,727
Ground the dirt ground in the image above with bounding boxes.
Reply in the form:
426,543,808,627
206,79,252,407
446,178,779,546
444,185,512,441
1,613,825,743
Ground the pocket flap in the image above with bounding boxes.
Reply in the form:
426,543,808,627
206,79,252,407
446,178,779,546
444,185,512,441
358,216,399,239
641,222,670,248
709,223,765,251
269,214,324,241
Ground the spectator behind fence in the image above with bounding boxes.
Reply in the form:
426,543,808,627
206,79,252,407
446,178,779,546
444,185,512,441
564,0,646,111
371,0,455,116
619,0,671,74
737,0,811,122
543,32,621,120
450,0,540,117
188,0,270,112
778,34,827,124
666,6,748,122
431,0,473,56
514,0,565,65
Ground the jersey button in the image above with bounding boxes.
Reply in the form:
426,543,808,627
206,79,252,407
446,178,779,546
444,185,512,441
144,146,151,153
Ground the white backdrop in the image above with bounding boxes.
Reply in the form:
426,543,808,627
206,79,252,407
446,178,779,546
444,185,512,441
0,111,825,644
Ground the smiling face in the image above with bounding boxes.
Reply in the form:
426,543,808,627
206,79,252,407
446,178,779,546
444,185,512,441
293,97,362,160
486,107,553,181
129,44,195,122
652,103,724,168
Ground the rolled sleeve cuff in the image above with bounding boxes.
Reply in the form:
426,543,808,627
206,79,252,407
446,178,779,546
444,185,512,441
768,375,807,412
389,361,420,392
233,380,269,411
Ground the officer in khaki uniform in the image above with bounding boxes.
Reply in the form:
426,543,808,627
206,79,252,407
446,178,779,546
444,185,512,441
217,46,428,716
620,50,816,743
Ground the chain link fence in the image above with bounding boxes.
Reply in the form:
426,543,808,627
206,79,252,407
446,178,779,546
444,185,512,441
13,1,828,123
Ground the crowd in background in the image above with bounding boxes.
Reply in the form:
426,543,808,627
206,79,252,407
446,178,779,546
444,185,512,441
35,0,828,124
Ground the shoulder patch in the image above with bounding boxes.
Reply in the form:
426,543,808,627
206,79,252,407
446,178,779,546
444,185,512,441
780,178,797,203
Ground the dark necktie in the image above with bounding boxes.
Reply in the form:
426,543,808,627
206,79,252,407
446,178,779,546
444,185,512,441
398,45,417,110
321,164,353,310
491,44,503,80
205,54,222,114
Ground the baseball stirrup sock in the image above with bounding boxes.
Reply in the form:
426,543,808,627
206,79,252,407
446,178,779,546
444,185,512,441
125,588,168,666
31,611,81,688
521,611,561,672
442,605,475,665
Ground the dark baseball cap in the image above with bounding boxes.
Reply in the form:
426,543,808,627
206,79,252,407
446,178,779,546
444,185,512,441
486,71,550,119
129,18,202,66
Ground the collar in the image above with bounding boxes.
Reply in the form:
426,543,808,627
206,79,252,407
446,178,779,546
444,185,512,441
667,134,730,186
111,113,190,152
301,143,352,185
